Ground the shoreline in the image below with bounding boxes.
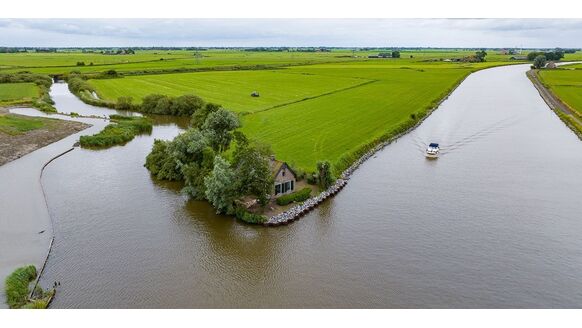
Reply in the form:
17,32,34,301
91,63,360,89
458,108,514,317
264,63,478,226
526,68,582,140
263,63,531,226
0,108,107,308
0,106,89,166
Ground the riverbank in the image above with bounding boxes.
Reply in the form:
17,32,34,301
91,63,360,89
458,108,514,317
264,66,471,226
0,106,89,166
0,108,107,308
527,69,582,140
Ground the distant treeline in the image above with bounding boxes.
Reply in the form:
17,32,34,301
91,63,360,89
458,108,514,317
527,50,565,61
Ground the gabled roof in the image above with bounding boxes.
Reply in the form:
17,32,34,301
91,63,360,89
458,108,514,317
270,159,296,179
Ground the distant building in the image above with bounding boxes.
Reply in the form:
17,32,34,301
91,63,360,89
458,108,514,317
546,61,557,69
270,157,296,197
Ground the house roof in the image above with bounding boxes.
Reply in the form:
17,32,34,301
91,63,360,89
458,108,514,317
270,159,296,179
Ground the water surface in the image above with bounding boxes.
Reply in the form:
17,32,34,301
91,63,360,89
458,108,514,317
39,64,582,308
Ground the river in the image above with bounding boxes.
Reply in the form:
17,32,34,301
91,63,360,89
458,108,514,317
13,64,582,308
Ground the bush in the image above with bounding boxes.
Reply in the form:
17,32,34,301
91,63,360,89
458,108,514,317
235,207,267,224
306,173,317,185
4,265,37,309
80,116,152,148
276,187,311,206
116,96,133,110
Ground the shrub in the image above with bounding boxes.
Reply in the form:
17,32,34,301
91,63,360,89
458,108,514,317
306,173,317,185
4,265,37,309
276,187,311,206
80,116,152,148
235,207,267,224
116,96,133,110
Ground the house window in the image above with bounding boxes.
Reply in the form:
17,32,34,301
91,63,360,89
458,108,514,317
275,184,281,195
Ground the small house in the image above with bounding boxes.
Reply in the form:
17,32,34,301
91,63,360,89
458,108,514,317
270,156,296,197
546,61,557,69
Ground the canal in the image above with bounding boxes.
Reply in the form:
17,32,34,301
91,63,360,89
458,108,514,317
35,65,582,308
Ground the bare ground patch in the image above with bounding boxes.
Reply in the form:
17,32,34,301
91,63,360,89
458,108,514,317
0,108,89,166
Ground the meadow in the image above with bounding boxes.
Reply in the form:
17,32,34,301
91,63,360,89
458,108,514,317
86,56,505,171
0,83,39,102
4,49,580,173
0,49,524,75
88,70,368,113
538,68,582,117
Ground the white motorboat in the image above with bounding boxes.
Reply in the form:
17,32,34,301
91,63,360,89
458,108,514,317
426,143,440,158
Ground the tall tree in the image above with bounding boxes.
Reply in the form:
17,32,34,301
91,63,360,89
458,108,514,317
204,156,239,214
533,55,547,69
202,108,240,153
316,160,335,190
232,142,273,205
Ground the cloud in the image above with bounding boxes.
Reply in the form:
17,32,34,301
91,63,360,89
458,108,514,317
0,18,581,47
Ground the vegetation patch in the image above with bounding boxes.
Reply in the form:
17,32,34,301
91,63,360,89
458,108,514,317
275,187,312,206
80,115,152,148
0,114,46,135
4,265,54,309
0,73,56,112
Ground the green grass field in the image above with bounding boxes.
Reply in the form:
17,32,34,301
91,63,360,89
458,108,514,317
0,114,46,135
538,69,582,117
89,70,367,113
0,83,39,102
87,58,500,171
0,49,532,75
7,49,580,173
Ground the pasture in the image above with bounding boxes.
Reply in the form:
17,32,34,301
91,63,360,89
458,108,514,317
87,59,491,171
538,69,582,116
0,83,39,102
89,70,367,113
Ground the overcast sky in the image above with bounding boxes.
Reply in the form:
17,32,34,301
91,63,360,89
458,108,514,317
1,19,581,48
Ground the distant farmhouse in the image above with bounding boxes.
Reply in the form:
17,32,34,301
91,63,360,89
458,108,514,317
270,157,297,196
368,52,392,59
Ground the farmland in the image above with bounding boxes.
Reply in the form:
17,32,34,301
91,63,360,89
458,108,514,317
0,83,39,103
86,57,505,171
3,49,581,173
538,68,582,116
537,67,582,135
88,70,368,113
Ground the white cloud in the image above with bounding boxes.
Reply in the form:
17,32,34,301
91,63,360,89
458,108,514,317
0,19,581,48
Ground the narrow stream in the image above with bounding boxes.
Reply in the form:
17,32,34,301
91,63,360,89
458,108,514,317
30,64,582,308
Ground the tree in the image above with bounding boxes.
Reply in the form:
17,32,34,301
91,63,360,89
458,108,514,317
475,50,487,62
533,55,547,69
204,156,239,214
232,142,273,205
170,94,205,116
168,128,208,167
144,139,182,181
391,51,401,58
191,103,220,129
181,147,215,200
201,108,240,153
316,160,335,190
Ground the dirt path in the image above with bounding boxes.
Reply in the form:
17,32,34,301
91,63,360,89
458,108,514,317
0,108,89,166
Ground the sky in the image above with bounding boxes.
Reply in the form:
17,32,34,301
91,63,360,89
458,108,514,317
1,19,581,48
